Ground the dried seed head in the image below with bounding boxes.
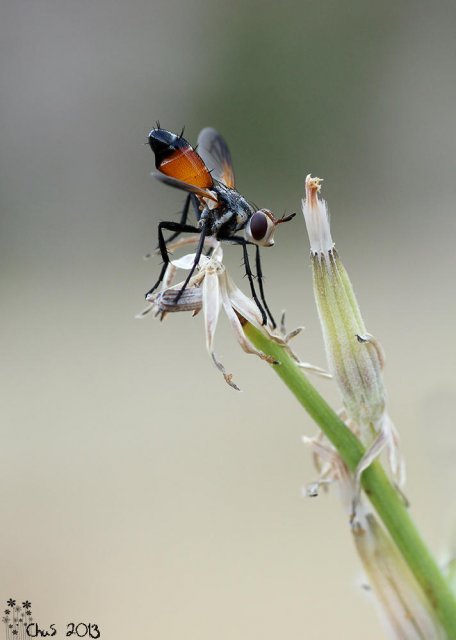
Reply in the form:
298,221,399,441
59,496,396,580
303,436,442,638
302,175,385,426
356,514,445,639
302,175,405,495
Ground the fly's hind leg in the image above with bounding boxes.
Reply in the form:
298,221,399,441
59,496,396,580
173,220,209,304
145,221,200,299
145,194,200,258
164,194,201,245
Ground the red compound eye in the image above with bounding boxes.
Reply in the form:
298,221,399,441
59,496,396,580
250,211,268,241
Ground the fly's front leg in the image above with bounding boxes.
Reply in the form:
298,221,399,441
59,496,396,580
255,245,276,328
228,237,267,325
242,242,267,325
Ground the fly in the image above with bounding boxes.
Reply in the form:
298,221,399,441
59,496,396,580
146,124,295,327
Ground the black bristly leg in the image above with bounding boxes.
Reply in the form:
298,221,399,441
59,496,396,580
145,221,200,298
145,195,201,258
255,245,276,328
229,237,267,325
162,193,191,246
174,220,209,303
241,242,267,325
164,194,201,245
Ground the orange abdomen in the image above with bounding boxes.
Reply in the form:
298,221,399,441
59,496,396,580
149,128,213,189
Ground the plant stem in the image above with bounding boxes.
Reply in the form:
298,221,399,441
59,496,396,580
244,321,456,638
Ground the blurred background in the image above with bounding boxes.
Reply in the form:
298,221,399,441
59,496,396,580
1,0,456,637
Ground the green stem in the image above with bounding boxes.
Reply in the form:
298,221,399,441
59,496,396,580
244,321,456,638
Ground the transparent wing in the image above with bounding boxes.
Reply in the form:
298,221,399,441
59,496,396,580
197,127,235,189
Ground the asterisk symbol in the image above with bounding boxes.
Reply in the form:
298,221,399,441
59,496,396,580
25,610,31,616
12,630,18,636
22,601,31,609
6,599,15,608
4,609,10,614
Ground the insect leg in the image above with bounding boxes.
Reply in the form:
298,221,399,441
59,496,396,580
229,237,267,325
255,245,276,328
145,195,200,258
145,221,200,298
164,194,201,245
174,220,209,303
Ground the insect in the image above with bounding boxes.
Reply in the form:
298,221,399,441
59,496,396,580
146,124,295,327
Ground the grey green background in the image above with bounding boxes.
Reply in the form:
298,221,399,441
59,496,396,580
2,1,456,637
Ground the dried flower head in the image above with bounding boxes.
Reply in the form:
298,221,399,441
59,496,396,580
140,237,327,389
139,236,295,390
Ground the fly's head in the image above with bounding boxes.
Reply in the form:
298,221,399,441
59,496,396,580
245,209,296,247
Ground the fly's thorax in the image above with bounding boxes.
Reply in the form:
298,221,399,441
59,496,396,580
235,195,254,227
219,185,253,225
211,186,253,236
